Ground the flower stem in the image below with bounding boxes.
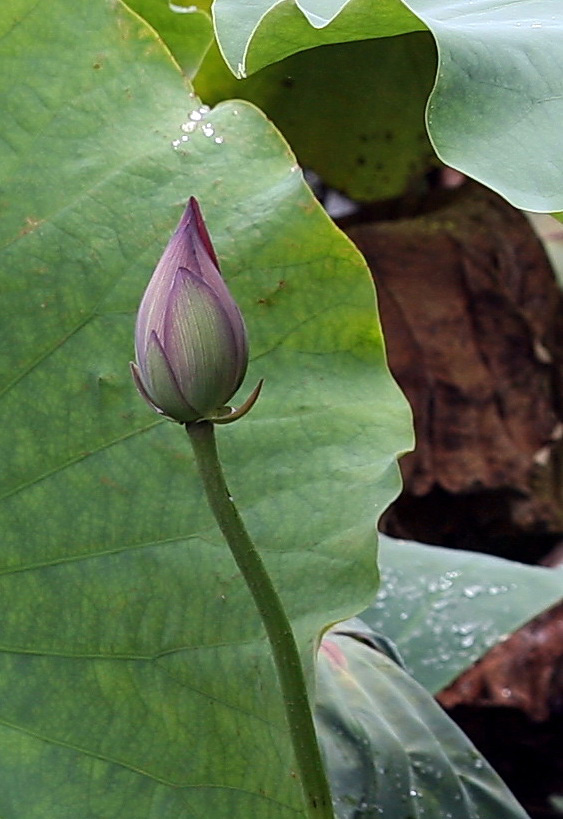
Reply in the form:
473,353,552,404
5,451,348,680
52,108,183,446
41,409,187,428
186,420,335,819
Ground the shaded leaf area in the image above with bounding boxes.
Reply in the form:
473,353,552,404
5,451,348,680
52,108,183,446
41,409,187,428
400,0,563,211
212,0,563,212
359,536,563,695
212,0,426,77
0,0,411,815
317,621,530,819
195,32,437,202
125,0,213,79
439,599,563,722
345,182,563,552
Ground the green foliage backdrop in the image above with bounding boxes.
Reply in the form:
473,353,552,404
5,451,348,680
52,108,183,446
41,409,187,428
213,0,563,212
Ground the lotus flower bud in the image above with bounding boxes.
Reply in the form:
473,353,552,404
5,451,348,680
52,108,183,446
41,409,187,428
131,197,262,424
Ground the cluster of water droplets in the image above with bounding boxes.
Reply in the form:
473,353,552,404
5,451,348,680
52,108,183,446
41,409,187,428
367,540,522,678
171,103,224,151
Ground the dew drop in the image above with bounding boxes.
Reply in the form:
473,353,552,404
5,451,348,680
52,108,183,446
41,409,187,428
463,584,483,598
170,3,198,12
214,136,224,144
202,123,215,137
488,584,508,595
181,121,196,133
189,110,202,121
181,134,189,142
457,621,478,636
171,139,181,148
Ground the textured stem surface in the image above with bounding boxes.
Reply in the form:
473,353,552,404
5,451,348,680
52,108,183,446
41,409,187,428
186,420,334,819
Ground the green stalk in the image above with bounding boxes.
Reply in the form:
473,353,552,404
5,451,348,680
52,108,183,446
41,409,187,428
186,420,335,819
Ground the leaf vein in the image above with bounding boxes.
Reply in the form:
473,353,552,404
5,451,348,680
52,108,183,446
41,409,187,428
0,419,162,503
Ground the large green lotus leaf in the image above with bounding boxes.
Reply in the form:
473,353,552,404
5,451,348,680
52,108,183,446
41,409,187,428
0,0,412,815
400,0,563,211
360,536,563,694
317,623,530,818
212,0,426,77
195,32,437,202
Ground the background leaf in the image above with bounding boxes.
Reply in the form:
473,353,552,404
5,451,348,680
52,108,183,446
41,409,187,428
212,0,426,77
401,0,563,211
317,623,530,819
0,0,411,815
360,536,563,694
126,0,213,79
213,0,563,212
295,0,350,29
195,32,437,202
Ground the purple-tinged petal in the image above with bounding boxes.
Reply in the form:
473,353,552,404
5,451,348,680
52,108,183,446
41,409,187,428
130,361,165,417
169,197,222,289
135,265,175,368
144,331,199,422
185,196,220,269
185,268,248,392
184,227,223,288
195,262,248,388
132,196,256,424
162,268,247,416
135,199,224,360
